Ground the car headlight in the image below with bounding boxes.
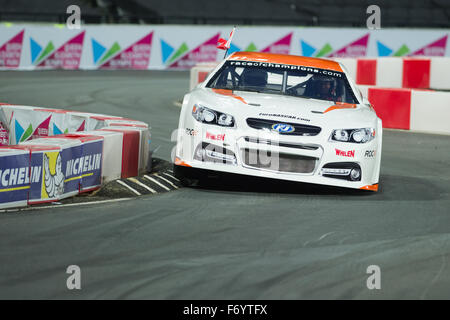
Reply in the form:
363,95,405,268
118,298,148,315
330,128,375,143
192,104,235,127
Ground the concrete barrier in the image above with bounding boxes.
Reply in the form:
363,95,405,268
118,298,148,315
0,104,150,209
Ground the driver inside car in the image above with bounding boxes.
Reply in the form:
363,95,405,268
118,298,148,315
309,76,341,102
240,68,268,88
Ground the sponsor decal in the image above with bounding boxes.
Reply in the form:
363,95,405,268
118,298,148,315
335,148,355,157
206,131,225,141
62,141,103,195
365,150,376,158
0,153,40,204
94,32,153,69
32,31,85,69
185,128,198,136
0,30,24,68
229,60,343,78
272,123,295,133
258,113,310,122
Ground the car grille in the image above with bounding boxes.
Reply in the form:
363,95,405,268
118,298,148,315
244,137,319,150
241,149,317,173
246,118,321,136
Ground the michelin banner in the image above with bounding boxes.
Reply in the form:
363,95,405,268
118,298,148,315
0,139,102,206
0,24,449,70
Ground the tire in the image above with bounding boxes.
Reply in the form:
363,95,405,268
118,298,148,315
173,164,195,187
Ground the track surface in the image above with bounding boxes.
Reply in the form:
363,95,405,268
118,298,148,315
1,71,450,299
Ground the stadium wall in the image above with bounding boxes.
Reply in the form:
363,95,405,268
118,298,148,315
0,24,449,70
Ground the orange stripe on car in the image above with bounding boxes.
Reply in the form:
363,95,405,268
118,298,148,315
323,102,357,113
175,157,192,167
229,51,343,72
360,184,379,192
212,89,247,104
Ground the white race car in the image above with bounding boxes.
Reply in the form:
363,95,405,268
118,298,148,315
174,52,382,191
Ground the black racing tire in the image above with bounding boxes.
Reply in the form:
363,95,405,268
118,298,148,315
173,164,196,187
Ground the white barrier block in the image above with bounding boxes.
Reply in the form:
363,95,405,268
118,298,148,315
376,58,403,88
104,125,150,174
77,130,124,182
410,90,450,135
430,57,450,90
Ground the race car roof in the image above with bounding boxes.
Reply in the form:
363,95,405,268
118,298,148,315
227,51,343,72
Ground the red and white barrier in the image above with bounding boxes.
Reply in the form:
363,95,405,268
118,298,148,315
190,62,219,91
334,57,450,90
367,87,450,134
0,104,151,209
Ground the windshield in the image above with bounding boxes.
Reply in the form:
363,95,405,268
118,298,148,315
206,60,358,104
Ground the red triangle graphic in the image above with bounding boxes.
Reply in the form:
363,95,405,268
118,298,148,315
410,35,447,56
261,33,293,54
169,33,220,69
0,29,24,68
76,120,86,132
37,31,85,69
100,32,154,69
32,115,51,139
329,34,369,57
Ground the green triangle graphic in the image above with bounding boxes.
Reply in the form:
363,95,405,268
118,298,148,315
99,42,121,64
245,43,257,51
393,44,410,57
20,124,33,142
168,42,189,64
315,43,333,57
36,41,55,64
64,128,68,134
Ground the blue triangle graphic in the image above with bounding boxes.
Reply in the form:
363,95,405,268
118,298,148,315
91,38,107,64
377,41,393,57
53,123,63,135
300,40,316,57
30,37,42,64
15,120,24,144
160,39,175,64
227,42,241,55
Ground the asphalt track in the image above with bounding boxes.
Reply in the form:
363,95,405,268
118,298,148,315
0,71,450,299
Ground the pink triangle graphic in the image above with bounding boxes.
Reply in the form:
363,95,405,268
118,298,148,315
100,32,153,69
169,33,220,69
0,29,24,68
261,33,293,54
329,34,369,57
32,115,51,139
410,35,447,56
76,120,86,132
37,31,85,69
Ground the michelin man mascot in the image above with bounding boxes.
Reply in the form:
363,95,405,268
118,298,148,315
44,153,65,198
